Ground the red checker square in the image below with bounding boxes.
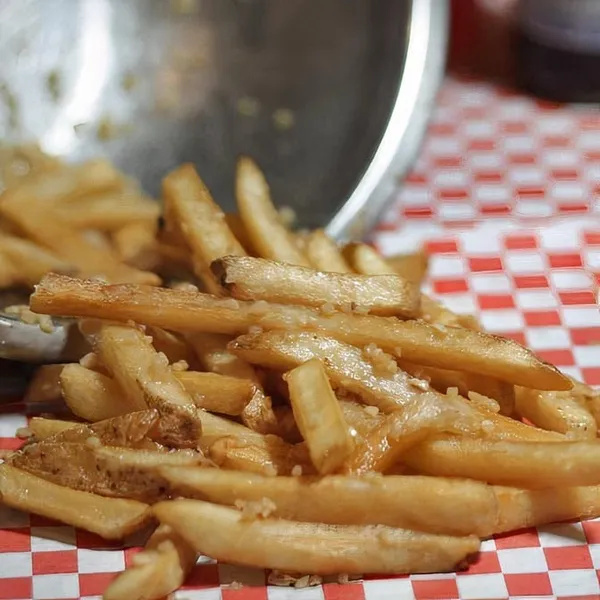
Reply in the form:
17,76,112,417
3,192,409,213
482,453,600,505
509,153,537,165
514,275,550,289
536,349,575,366
33,550,78,575
0,437,24,451
222,587,268,600
429,123,456,136
468,257,503,272
505,234,539,250
474,170,503,183
536,98,562,110
505,572,552,596
524,310,561,327
559,291,596,305
462,106,488,119
411,577,459,599
433,156,462,169
123,546,142,568
481,204,511,215
582,367,600,386
0,577,32,600
403,206,434,219
502,121,528,134
559,203,590,214
373,220,398,233
517,185,546,198
544,545,593,570
425,239,459,254
323,582,366,600
579,115,600,129
502,331,527,344
495,527,541,550
439,188,469,201
181,563,220,589
478,294,515,310
583,520,600,544
79,572,119,597
558,596,600,600
0,528,31,552
433,279,469,295
405,172,427,184
468,139,496,151
461,551,501,575
551,168,579,180
571,327,600,345
544,135,570,147
584,232,600,245
444,219,477,230
549,253,583,268
585,150,600,161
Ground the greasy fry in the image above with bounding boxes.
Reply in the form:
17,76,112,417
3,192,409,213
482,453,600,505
24,364,65,404
386,251,429,285
304,229,352,273
28,417,78,440
240,389,279,434
342,242,396,275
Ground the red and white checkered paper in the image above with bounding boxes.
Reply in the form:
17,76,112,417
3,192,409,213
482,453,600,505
2,75,600,599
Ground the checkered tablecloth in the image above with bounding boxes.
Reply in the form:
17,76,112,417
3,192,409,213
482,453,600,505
2,75,600,600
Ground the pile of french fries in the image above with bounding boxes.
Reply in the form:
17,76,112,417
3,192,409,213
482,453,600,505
1,148,600,598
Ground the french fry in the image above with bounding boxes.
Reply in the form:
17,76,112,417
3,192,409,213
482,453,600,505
199,409,266,450
284,359,354,474
514,387,597,439
304,229,352,273
0,248,18,287
338,399,385,436
240,389,279,434
212,255,420,318
113,221,159,271
386,251,429,286
23,364,65,404
81,321,201,448
404,436,600,487
153,499,480,574
0,464,151,539
147,326,196,366
103,524,197,600
0,143,63,188
224,213,260,255
235,156,311,266
28,417,79,440
32,274,568,389
160,467,501,537
163,164,246,292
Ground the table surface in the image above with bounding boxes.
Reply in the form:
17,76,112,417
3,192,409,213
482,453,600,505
2,74,600,600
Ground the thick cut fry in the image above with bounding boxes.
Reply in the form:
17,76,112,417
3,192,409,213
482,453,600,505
285,359,354,474
154,499,479,575
32,274,568,390
160,468,501,537
386,251,429,285
104,524,197,600
0,464,150,539
147,327,195,366
163,164,246,292
199,409,266,450
515,387,597,439
81,321,201,448
304,229,352,273
404,436,600,487
235,156,310,266
24,364,65,404
224,213,260,255
240,389,279,434
113,221,159,271
28,417,78,440
212,255,420,318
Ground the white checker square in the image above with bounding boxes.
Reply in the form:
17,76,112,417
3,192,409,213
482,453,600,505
525,327,571,351
543,148,580,167
502,135,536,152
427,137,462,155
473,184,511,203
584,248,600,270
438,202,477,221
536,114,574,135
437,294,477,315
538,522,587,547
429,255,466,278
573,346,600,368
456,573,508,600
550,269,592,290
515,290,558,310
77,548,124,574
0,412,27,437
267,585,324,600
497,547,548,574
480,538,497,552
589,543,600,569
463,120,496,137
468,153,504,169
362,578,415,600
173,590,221,600
30,527,76,551
548,569,599,596
514,200,554,218
580,130,600,150
470,273,512,294
561,306,600,327
0,552,32,578
549,180,586,201
539,227,581,250
497,98,532,119
0,504,30,529
32,573,79,599
462,231,502,254
504,251,546,274
507,166,545,185
480,309,524,333
560,366,583,381
433,170,470,187
218,563,265,587
398,186,431,205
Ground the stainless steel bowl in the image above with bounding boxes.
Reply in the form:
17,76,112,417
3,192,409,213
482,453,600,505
0,0,447,238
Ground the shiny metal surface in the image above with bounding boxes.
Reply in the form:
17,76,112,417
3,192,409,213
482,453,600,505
0,0,448,236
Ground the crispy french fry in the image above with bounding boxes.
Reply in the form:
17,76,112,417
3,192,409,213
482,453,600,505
284,359,354,474
28,417,79,440
515,386,597,439
304,229,352,273
404,436,600,487
147,327,195,366
212,255,420,318
24,364,65,404
386,251,429,286
0,464,150,539
160,467,501,537
154,499,480,574
338,399,385,436
163,164,246,292
224,213,260,256
235,157,311,266
199,409,266,450
240,389,279,434
81,321,201,448
32,274,568,390
103,524,197,600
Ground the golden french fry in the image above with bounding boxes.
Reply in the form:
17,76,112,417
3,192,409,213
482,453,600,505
160,467,501,537
0,464,151,539
162,164,246,292
284,359,354,474
235,156,310,266
404,436,600,487
147,327,195,366
338,399,385,436
0,248,18,287
212,255,420,318
103,524,197,600
81,321,201,448
32,274,568,390
515,387,597,439
23,364,65,404
304,229,352,273
224,213,260,256
28,417,79,440
199,409,266,450
0,144,63,188
113,221,159,271
240,389,279,435
153,499,480,575
386,251,429,286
